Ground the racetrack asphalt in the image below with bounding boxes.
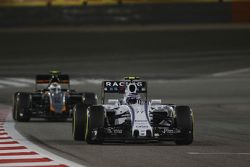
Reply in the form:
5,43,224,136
0,24,250,167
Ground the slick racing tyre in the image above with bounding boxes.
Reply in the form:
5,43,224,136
15,92,31,122
174,106,193,145
86,106,105,144
72,103,88,141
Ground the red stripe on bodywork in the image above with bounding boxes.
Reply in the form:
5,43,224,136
0,141,18,144
0,151,37,156
0,146,26,150
0,157,52,163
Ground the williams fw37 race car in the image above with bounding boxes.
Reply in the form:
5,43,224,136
73,77,194,145
13,71,97,122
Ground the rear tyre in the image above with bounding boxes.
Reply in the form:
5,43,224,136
174,106,193,145
86,106,105,144
72,103,88,141
15,93,31,122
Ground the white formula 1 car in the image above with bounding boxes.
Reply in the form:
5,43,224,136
73,77,194,145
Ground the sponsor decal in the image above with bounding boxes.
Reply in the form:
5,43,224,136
105,81,143,87
113,129,123,134
134,120,148,122
104,81,146,93
135,125,149,128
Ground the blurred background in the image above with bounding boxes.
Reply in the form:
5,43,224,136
0,0,250,103
0,0,250,26
0,0,250,101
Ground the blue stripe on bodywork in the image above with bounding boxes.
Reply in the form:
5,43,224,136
128,105,135,127
144,102,150,123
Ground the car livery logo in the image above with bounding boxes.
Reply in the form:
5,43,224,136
103,81,146,93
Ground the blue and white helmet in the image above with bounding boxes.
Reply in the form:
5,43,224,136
124,83,141,104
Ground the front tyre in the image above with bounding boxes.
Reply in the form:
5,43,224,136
72,92,97,141
72,103,88,141
86,106,105,144
174,106,193,145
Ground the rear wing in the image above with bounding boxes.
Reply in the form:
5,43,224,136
102,81,147,93
101,80,147,103
36,74,70,84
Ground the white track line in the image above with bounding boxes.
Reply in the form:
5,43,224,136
7,78,34,84
71,79,103,85
0,135,10,138
0,139,15,142
212,68,250,77
0,80,28,87
0,144,22,147
188,152,250,155
0,149,32,153
0,78,103,87
85,79,103,84
0,77,104,88
70,79,82,85
0,161,61,167
0,154,44,159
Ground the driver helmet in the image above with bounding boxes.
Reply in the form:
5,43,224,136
48,82,61,93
